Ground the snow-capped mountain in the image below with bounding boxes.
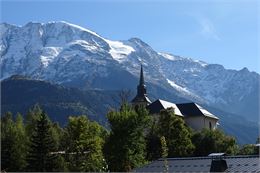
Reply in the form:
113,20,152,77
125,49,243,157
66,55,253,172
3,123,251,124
1,21,259,122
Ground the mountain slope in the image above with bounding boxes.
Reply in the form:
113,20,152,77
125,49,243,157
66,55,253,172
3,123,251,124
0,21,259,128
1,76,258,144
1,75,118,125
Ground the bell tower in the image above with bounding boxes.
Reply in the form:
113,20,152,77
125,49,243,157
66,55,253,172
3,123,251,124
131,65,151,107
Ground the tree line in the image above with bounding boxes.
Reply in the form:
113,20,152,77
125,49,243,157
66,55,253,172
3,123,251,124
1,104,259,172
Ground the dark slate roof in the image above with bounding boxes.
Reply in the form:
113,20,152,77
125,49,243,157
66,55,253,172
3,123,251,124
132,95,151,104
147,99,184,116
176,102,218,119
134,155,260,172
147,100,218,119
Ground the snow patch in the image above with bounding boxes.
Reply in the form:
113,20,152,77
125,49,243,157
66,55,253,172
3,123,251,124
159,52,177,61
51,21,102,38
194,59,208,67
69,40,99,52
105,39,135,61
40,47,62,67
167,79,193,95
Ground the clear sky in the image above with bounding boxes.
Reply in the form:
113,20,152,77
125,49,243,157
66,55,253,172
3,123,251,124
1,0,259,73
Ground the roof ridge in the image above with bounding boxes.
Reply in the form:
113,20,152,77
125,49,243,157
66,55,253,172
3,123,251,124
158,155,260,161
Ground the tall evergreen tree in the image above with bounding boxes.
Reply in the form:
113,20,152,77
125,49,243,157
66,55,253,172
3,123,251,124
12,113,28,171
26,111,58,171
1,112,28,171
1,112,16,171
104,104,150,171
25,104,42,137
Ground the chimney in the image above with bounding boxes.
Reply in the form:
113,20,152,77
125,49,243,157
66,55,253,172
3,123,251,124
210,159,228,172
209,153,228,172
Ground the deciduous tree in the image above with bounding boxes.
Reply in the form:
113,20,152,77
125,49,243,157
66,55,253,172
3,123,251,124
63,115,106,172
158,108,194,157
192,129,239,156
104,104,150,171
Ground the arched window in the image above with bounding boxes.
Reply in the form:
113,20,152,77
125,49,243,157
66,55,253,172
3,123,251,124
209,122,212,130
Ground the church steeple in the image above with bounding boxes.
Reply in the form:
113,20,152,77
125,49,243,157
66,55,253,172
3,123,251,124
131,65,151,107
139,65,144,86
137,65,147,96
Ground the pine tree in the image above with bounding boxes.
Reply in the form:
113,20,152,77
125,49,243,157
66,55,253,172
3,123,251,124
1,112,16,171
26,111,57,171
11,113,28,171
1,113,28,171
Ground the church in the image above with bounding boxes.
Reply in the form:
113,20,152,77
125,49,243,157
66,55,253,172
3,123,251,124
131,65,219,131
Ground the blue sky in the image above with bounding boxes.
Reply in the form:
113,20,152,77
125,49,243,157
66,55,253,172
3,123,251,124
1,0,259,73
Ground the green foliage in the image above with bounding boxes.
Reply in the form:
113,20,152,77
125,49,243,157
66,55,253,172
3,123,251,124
26,111,58,171
1,103,248,171
1,112,28,171
192,129,239,156
158,108,194,157
160,136,169,173
25,104,42,137
239,144,255,155
63,115,106,172
239,144,258,155
104,104,150,171
145,119,161,161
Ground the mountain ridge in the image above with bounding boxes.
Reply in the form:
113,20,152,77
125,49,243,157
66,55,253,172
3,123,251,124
1,21,259,123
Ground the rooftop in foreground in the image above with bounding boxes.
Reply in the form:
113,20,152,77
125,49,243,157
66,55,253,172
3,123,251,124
134,155,260,172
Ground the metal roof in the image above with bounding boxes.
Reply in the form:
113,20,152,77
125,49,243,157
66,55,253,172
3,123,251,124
147,100,218,120
134,155,260,172
147,99,184,116
176,102,218,119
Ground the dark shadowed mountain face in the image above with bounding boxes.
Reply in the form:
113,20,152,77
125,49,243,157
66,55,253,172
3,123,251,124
0,22,259,143
1,76,258,144
1,75,118,126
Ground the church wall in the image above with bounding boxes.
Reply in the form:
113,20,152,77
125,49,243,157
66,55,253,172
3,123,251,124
184,116,218,131
184,116,205,131
204,117,218,130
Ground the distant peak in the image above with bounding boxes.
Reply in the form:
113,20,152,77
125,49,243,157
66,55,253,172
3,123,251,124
47,21,101,37
10,21,102,38
128,37,147,44
240,67,249,72
128,37,152,49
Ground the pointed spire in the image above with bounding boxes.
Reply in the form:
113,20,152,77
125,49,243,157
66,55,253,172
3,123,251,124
131,64,151,106
139,64,144,85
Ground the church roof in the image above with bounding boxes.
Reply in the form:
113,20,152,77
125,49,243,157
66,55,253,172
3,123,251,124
132,95,151,104
134,155,260,172
147,99,184,116
147,100,218,120
177,103,218,119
